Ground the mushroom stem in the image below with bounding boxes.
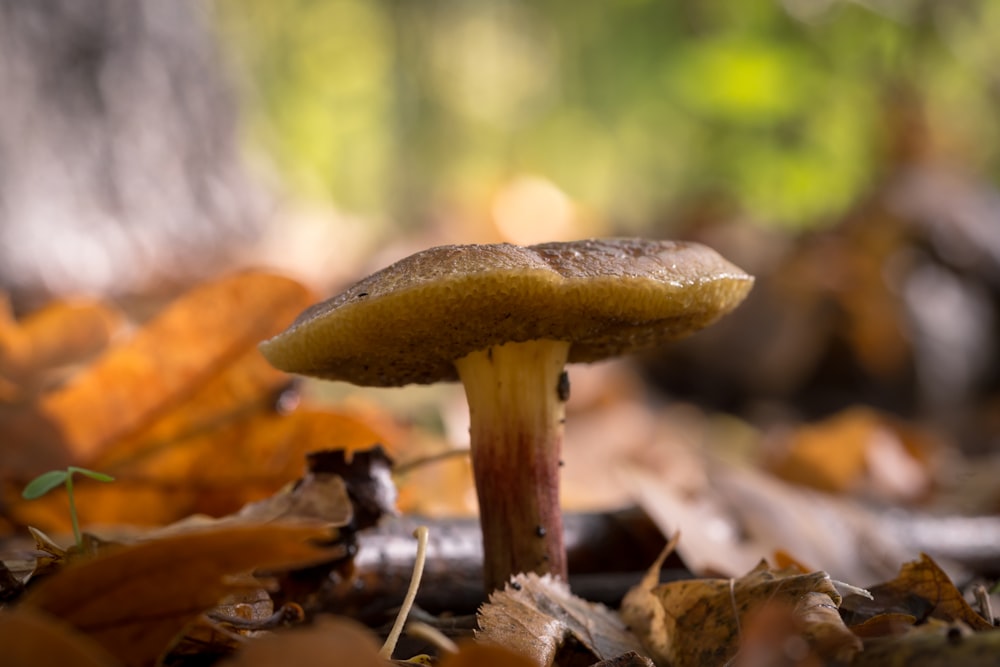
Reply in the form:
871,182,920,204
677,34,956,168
455,338,571,591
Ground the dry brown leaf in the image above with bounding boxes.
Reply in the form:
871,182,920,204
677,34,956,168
891,555,993,630
795,591,864,661
0,607,124,667
34,271,313,464
621,559,861,667
21,523,336,667
150,471,355,537
224,615,386,667
842,553,993,632
476,572,646,666
732,591,864,666
734,598,824,667
850,612,918,639
615,536,678,664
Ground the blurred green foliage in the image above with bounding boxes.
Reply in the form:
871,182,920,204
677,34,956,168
216,0,999,232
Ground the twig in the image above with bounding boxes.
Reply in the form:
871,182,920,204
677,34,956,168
379,525,430,659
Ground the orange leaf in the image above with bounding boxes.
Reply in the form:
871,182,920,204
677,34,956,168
22,523,335,667
91,349,292,472
439,641,537,667
0,271,313,476
0,299,123,389
5,408,391,534
861,554,993,632
226,616,386,666
42,271,313,461
0,607,123,667
769,407,931,501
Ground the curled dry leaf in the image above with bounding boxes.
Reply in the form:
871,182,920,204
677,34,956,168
795,591,864,660
21,523,337,667
305,447,398,530
148,471,355,538
476,572,646,667
621,559,862,667
841,553,993,632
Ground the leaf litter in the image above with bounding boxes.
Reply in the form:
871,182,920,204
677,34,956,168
3,270,1000,665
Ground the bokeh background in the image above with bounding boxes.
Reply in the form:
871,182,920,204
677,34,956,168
2,0,1000,450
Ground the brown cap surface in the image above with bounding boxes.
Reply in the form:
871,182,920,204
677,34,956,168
260,238,754,386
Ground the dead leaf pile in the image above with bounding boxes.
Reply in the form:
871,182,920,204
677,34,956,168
0,524,336,667
841,554,993,632
621,552,862,667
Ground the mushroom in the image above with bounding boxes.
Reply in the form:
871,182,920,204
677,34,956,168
260,238,753,591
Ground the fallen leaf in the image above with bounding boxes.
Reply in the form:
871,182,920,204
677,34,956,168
150,470,355,537
850,613,918,639
768,407,932,502
841,553,993,631
733,598,823,667
0,298,123,392
0,607,123,667
1,408,391,532
796,591,863,662
35,271,313,463
304,447,397,530
437,640,537,667
621,559,861,667
21,523,336,667
476,573,646,666
92,348,292,472
224,615,386,666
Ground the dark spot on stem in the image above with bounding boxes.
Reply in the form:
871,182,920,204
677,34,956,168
557,371,570,401
535,525,547,537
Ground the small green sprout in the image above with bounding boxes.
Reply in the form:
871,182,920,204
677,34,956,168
22,466,115,549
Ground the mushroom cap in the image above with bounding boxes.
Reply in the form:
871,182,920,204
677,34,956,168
260,238,754,386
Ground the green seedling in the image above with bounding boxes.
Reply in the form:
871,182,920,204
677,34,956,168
22,466,115,549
